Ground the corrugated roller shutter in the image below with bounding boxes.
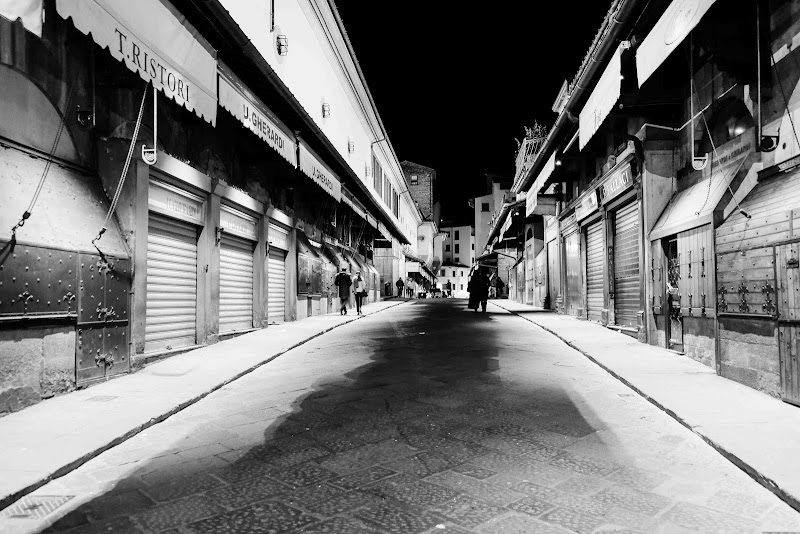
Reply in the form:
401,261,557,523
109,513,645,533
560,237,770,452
565,231,582,316
220,233,254,333
586,220,604,322
614,202,641,328
268,249,286,323
146,213,197,352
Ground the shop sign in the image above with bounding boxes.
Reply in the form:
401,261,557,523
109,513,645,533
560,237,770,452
575,190,600,221
220,205,257,240
600,164,634,204
561,213,577,233
759,154,800,182
268,222,289,251
149,180,204,224
580,42,629,150
299,143,342,202
218,64,297,166
56,0,218,124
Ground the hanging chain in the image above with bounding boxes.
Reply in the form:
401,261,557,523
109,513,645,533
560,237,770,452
92,81,149,248
10,68,82,239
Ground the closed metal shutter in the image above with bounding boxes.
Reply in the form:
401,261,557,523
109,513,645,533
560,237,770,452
145,213,197,352
586,220,604,322
614,202,641,328
565,231,582,316
268,248,286,323
220,233,254,333
547,239,560,309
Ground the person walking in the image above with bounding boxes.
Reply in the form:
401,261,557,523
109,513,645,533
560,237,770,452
478,270,490,312
396,277,404,297
334,267,352,315
467,272,479,311
354,271,366,315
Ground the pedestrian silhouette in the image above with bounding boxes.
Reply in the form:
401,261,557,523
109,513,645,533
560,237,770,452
334,267,352,315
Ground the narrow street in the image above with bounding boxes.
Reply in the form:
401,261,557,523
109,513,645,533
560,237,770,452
9,300,799,534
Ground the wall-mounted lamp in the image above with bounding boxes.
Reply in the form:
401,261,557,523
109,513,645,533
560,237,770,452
347,140,355,154
276,35,289,56
555,159,562,166
76,105,94,128
760,135,779,152
322,102,331,118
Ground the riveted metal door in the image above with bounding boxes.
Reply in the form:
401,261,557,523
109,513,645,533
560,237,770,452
547,239,559,310
145,213,198,353
268,248,286,323
614,202,641,328
76,255,130,383
565,231,582,316
585,220,604,322
220,233,254,333
777,243,800,405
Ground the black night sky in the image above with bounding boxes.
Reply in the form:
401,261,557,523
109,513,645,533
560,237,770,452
334,2,614,224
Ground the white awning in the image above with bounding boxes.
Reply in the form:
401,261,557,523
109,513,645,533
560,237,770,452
56,0,217,124
530,152,557,196
637,0,718,87
218,62,296,166
580,42,629,150
650,130,754,240
298,141,342,202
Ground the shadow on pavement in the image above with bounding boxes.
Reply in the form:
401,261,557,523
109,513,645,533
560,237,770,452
44,298,612,534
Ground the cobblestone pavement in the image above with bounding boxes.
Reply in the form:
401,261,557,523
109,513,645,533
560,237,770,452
4,300,800,534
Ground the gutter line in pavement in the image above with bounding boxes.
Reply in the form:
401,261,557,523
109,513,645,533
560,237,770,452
490,300,800,515
0,300,408,512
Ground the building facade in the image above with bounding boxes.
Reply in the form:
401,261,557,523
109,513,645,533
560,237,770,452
490,0,800,405
0,0,422,413
440,225,475,266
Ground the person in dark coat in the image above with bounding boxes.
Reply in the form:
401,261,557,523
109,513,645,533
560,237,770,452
334,267,352,315
468,269,490,313
396,277,404,297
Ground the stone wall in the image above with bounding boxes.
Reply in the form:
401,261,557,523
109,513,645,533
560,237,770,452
0,326,75,415
718,316,780,397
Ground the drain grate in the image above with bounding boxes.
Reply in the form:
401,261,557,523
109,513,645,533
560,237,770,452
1,495,74,519
85,396,118,402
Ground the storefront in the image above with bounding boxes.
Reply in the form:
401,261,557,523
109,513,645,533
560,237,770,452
218,205,258,333
561,213,582,317
267,216,291,324
145,178,205,353
601,159,640,333
576,190,603,323
545,217,560,311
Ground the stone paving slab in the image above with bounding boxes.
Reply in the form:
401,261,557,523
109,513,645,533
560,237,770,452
0,300,404,511
491,299,800,514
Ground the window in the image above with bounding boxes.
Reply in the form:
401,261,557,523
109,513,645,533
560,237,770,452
471,243,474,250
445,244,450,252
460,284,464,290
481,202,490,212
455,257,459,264
452,270,456,277
372,155,382,195
460,271,463,276
440,269,445,276
411,174,418,185
455,230,460,239
392,191,399,218
455,244,460,253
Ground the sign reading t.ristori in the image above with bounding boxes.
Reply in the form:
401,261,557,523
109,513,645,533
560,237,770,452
55,0,218,124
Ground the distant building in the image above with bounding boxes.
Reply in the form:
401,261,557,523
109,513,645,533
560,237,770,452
440,224,475,266
401,161,436,222
438,263,471,298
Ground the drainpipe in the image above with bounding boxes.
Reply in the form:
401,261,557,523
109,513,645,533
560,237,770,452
514,0,646,194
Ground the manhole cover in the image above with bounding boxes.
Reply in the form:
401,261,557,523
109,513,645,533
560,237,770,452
1,496,74,519
86,396,118,402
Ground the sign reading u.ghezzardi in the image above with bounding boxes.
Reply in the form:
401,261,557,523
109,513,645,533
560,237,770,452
299,142,342,203
218,63,297,166
55,0,218,124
